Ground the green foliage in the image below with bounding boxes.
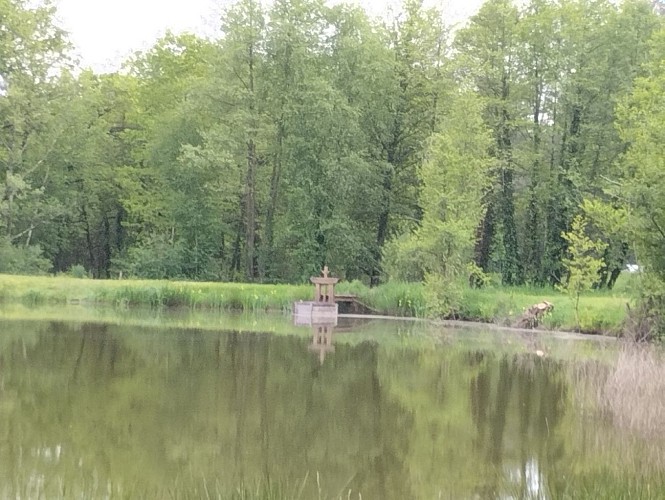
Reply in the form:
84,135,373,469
385,93,492,316
621,274,665,341
423,272,465,318
382,233,428,283
578,199,630,289
0,0,70,252
117,236,191,281
559,215,608,329
67,264,88,279
614,28,665,336
0,238,51,275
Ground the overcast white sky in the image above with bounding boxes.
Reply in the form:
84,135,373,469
54,0,485,73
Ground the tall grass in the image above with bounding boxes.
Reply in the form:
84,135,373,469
0,473,363,500
602,346,665,439
338,280,426,317
0,274,631,333
570,343,665,467
0,274,311,312
498,473,665,499
460,285,628,334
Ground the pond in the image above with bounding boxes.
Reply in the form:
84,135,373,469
0,305,663,499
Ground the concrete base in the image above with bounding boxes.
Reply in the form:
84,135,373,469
293,301,338,326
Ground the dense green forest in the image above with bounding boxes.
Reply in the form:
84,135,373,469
2,0,665,316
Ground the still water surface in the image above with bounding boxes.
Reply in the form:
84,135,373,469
0,308,663,498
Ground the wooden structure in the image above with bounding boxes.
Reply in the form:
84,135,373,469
293,266,339,322
311,266,339,304
334,294,378,315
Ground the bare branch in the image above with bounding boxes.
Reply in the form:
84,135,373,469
10,224,35,242
650,214,665,242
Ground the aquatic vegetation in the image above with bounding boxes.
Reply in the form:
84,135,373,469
581,345,665,441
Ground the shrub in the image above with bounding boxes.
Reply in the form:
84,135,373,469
0,238,51,275
68,264,88,279
117,236,188,280
622,275,665,341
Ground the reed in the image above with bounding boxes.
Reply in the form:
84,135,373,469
602,345,665,439
568,342,665,478
0,473,363,500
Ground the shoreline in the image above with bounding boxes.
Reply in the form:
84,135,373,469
0,274,629,337
0,304,619,346
339,313,619,341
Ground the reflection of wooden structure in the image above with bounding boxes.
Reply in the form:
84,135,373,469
308,322,336,364
294,267,341,363
293,266,339,321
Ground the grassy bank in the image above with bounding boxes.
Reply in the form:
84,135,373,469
0,274,312,311
460,285,629,334
0,274,632,334
345,278,632,335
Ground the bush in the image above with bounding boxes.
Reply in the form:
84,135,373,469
115,235,225,282
0,238,51,275
423,273,464,318
618,275,665,341
67,264,88,279
381,234,427,283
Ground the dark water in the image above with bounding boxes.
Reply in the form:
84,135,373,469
0,313,663,499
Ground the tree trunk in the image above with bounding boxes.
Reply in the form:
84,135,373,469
371,149,395,287
524,74,543,283
497,76,522,285
500,164,522,285
231,216,243,279
245,138,257,281
262,121,283,280
81,205,96,277
5,170,14,237
473,197,495,283
244,34,258,282
102,214,112,279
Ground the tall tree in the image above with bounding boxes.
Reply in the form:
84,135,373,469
262,0,366,281
455,0,524,285
383,93,493,314
216,0,266,281
44,72,134,277
0,0,69,249
617,27,665,309
119,33,222,279
369,0,449,285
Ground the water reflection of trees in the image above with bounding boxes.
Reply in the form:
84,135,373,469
467,352,568,498
376,347,662,499
375,348,567,497
0,319,661,498
0,320,413,498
